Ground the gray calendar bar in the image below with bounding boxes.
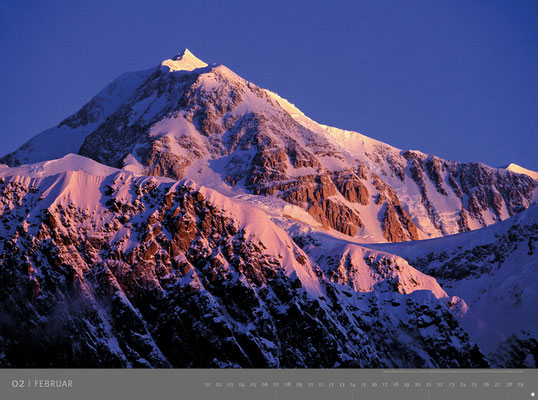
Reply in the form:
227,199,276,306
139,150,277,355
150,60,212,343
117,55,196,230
1,368,536,400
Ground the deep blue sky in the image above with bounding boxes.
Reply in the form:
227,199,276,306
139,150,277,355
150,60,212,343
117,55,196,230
1,0,537,169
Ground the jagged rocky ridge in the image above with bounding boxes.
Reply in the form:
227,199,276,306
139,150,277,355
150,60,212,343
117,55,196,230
0,157,489,367
2,49,536,243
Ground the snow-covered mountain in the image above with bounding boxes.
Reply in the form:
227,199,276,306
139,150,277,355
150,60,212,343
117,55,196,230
0,155,486,367
2,49,536,243
0,49,536,368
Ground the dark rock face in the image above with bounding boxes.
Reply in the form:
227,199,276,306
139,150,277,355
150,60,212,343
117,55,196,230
383,203,409,243
79,112,148,169
276,174,364,236
0,173,488,368
332,170,369,205
457,164,535,218
403,151,536,235
403,151,444,232
425,156,448,196
372,173,420,242
77,69,203,176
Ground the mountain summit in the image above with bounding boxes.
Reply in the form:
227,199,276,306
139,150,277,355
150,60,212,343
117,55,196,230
161,48,208,72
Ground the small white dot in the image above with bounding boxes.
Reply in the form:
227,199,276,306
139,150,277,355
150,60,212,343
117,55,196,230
531,393,535,397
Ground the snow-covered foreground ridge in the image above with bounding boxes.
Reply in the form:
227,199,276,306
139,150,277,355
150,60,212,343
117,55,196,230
2,49,536,243
0,155,488,367
0,49,536,368
0,154,535,367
